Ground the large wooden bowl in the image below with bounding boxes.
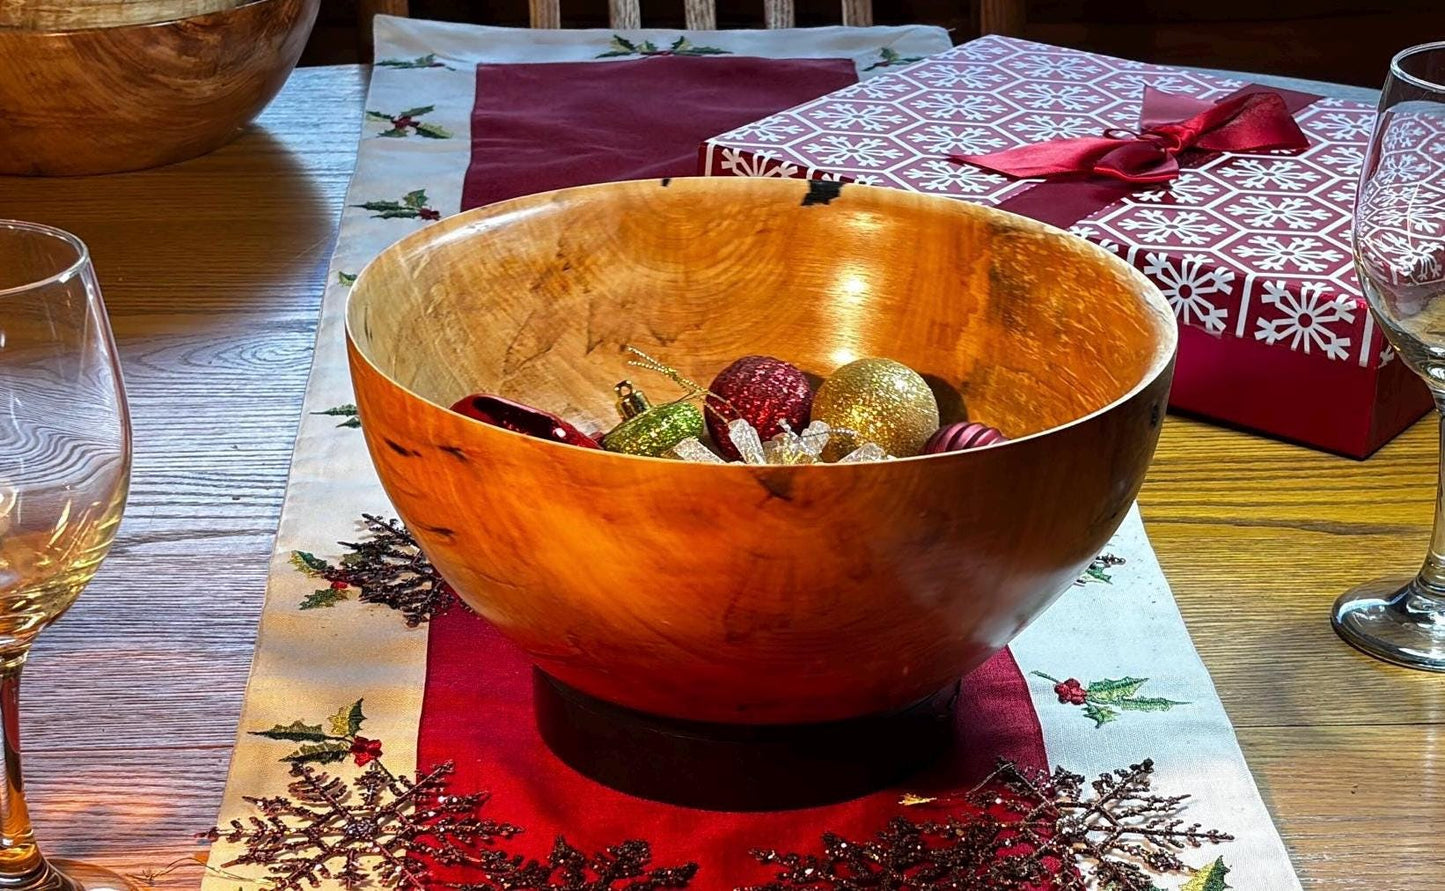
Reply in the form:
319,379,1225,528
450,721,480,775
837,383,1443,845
347,178,1177,725
0,0,318,176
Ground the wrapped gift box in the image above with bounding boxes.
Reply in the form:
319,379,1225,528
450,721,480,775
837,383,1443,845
700,36,1431,457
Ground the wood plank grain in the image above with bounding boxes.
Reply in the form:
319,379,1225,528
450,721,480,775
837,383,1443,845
0,65,365,882
26,746,236,888
0,61,1441,890
356,0,410,59
683,0,715,30
839,0,871,26
1140,414,1445,734
608,0,641,28
1233,724,1445,888
975,0,1025,35
763,0,793,29
358,0,407,15
529,0,561,28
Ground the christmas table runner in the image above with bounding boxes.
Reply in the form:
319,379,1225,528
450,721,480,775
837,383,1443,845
202,17,1301,891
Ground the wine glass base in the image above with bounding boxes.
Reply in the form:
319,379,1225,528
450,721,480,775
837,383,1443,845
2,861,141,891
1332,577,1445,672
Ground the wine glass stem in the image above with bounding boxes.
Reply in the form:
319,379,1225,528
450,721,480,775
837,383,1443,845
0,652,43,884
1414,407,1445,611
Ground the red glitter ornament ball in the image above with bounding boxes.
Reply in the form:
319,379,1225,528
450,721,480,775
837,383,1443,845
705,356,814,461
923,421,1007,455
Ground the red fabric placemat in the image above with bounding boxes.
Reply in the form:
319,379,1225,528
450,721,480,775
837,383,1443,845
422,611,1046,888
462,56,857,209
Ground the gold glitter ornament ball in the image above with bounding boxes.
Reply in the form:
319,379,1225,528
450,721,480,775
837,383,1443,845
812,358,940,458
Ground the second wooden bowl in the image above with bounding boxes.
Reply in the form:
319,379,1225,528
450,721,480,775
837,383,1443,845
347,177,1177,725
0,0,318,176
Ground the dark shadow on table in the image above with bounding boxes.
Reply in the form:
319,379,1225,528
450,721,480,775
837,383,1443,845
0,128,335,331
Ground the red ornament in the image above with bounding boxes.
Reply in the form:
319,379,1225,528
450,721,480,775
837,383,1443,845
450,394,600,449
705,356,813,461
924,421,1007,454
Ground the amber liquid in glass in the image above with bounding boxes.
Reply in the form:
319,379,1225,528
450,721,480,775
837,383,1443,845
0,487,126,649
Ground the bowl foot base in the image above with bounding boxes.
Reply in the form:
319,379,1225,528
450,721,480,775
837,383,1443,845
533,669,958,811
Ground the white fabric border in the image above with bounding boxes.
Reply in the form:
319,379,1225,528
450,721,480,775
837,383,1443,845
1011,507,1304,890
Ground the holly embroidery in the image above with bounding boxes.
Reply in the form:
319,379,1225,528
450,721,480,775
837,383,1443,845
376,53,451,69
250,699,374,765
366,105,452,139
596,35,730,58
1033,672,1188,728
862,46,925,71
289,514,458,626
1078,552,1126,585
1179,858,1230,891
353,189,440,220
337,271,357,286
314,403,360,428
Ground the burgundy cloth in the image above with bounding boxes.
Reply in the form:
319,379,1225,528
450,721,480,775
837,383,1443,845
993,84,1323,232
421,609,1048,890
462,55,857,209
955,86,1309,185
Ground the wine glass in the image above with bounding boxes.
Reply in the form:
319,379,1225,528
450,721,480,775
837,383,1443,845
0,221,133,890
1333,42,1445,670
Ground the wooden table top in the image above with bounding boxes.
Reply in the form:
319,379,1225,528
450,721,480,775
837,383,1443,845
1,64,1440,890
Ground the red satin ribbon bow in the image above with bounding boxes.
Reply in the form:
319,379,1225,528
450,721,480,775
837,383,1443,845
954,87,1310,184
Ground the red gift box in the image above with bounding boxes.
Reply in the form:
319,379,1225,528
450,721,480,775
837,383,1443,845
700,36,1432,457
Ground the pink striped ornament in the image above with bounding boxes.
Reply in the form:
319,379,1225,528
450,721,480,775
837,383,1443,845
923,421,1007,454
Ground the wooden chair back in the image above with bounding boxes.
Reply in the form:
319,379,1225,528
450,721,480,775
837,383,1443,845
531,0,873,29
357,2,1025,60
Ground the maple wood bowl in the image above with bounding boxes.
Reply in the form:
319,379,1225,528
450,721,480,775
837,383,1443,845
0,0,318,176
346,177,1176,726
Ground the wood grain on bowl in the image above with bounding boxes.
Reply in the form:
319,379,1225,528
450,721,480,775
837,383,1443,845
0,0,318,175
346,177,1177,725
0,0,247,29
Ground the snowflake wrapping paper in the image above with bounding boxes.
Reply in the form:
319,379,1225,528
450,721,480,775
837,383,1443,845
702,35,1434,457
202,16,1306,891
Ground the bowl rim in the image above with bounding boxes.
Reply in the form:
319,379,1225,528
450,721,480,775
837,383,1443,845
0,0,276,35
345,177,1178,469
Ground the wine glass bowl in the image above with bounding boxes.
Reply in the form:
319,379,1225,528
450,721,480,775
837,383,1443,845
0,221,132,889
346,176,1176,725
1334,42,1445,670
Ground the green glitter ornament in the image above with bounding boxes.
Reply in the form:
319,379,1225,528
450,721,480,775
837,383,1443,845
601,381,705,457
